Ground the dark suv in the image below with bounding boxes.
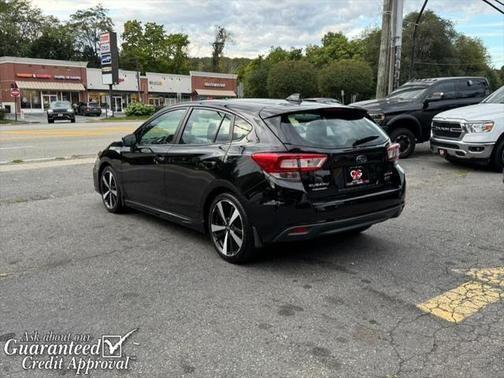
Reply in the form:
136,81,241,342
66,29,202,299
93,99,406,263
76,102,102,116
47,100,75,123
352,77,490,158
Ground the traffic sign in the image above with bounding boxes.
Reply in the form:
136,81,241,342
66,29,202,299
11,88,20,97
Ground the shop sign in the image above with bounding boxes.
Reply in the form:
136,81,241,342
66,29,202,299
16,73,33,78
149,81,162,86
99,31,119,85
101,53,112,65
16,73,51,79
54,75,81,80
100,33,110,44
204,82,225,88
100,43,111,54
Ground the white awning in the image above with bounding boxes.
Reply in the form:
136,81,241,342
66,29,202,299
16,81,85,91
195,89,236,97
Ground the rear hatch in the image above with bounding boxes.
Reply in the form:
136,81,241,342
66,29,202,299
262,107,400,201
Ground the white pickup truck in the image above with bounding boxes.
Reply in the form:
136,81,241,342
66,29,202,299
430,86,504,171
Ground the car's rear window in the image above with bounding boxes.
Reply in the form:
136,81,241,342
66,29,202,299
88,103,100,107
266,110,388,149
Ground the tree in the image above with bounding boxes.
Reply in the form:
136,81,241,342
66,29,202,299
120,20,190,74
69,5,113,67
318,60,374,103
211,25,231,72
0,0,47,56
306,32,363,67
267,60,318,98
29,22,76,60
242,57,269,97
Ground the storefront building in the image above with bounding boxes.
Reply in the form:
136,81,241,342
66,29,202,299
0,57,241,115
86,68,147,112
0,56,87,114
146,72,192,106
190,71,238,100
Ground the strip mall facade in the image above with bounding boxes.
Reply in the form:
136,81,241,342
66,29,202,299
0,56,239,114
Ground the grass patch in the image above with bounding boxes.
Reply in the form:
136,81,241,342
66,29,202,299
100,115,150,122
11,159,23,164
0,119,25,124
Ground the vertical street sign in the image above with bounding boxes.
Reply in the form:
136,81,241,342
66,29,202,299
99,31,119,117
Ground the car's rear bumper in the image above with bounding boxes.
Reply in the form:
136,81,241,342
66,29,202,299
430,138,495,160
249,171,406,243
272,203,404,242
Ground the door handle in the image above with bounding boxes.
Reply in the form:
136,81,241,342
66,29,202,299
154,155,166,164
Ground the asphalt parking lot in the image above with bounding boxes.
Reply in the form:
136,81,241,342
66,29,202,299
0,126,503,376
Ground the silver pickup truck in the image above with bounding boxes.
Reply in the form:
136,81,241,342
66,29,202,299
430,86,504,171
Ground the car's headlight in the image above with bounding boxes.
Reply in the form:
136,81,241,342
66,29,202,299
464,121,494,133
369,112,385,125
67,108,74,113
47,109,53,113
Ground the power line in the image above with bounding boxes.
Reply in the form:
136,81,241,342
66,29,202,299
481,0,504,14
414,61,489,66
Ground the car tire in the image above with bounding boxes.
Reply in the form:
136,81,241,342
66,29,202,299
71,118,76,123
492,139,504,172
208,193,255,263
99,166,124,213
390,128,416,158
48,119,54,124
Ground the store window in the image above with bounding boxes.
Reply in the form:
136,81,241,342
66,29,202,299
181,94,192,102
21,90,41,109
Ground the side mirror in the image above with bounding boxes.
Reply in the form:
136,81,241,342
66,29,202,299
122,133,137,147
424,92,444,104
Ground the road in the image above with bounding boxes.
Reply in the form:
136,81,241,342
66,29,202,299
0,121,141,163
0,122,503,377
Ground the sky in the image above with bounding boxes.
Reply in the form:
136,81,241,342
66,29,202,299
34,0,504,67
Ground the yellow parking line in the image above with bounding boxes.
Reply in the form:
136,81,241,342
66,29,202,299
417,267,504,323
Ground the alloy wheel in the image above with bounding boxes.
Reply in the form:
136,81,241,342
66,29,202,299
210,199,244,257
394,134,411,154
101,170,118,210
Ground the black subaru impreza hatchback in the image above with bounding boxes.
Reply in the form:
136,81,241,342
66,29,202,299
93,99,406,263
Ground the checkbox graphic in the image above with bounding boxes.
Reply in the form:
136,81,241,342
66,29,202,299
101,328,138,358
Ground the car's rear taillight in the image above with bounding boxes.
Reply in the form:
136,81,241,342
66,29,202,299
387,143,400,162
251,153,327,180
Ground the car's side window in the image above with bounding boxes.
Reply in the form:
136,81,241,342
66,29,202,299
232,117,253,141
433,82,456,99
180,109,228,145
215,114,233,143
456,79,488,98
138,109,187,145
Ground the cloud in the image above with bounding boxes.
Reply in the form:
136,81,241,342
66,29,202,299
33,0,503,66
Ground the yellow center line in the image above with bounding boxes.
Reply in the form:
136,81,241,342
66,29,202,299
417,267,504,323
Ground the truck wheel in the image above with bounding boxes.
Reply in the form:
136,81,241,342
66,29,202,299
492,139,504,172
390,128,416,158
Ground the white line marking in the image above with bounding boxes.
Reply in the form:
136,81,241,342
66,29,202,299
0,158,96,172
0,146,34,150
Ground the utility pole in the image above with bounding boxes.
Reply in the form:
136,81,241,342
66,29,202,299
376,0,392,99
388,0,404,93
376,0,403,98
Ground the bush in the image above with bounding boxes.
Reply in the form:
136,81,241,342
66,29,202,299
124,102,156,117
267,60,318,98
0,108,5,120
318,59,374,103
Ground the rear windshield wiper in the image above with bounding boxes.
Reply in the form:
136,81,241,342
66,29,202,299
352,135,379,147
